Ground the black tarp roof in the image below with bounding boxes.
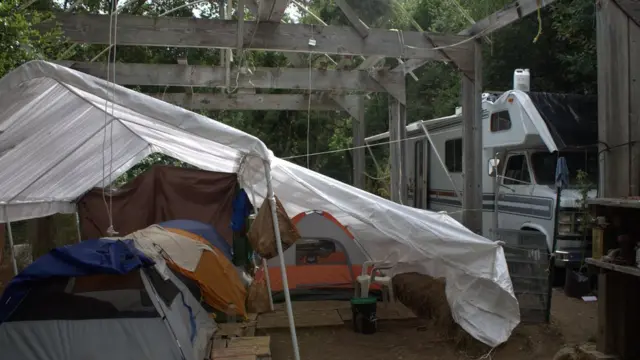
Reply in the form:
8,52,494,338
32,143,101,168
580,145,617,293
525,92,598,150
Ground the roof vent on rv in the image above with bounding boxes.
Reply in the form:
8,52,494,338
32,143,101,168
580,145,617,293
455,107,462,115
513,69,530,91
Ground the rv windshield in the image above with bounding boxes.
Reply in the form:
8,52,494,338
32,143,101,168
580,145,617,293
530,151,598,187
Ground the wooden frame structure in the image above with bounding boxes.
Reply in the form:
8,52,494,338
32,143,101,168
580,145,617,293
46,0,552,235
596,0,640,198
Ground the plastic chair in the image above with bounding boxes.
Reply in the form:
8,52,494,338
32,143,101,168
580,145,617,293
355,261,395,303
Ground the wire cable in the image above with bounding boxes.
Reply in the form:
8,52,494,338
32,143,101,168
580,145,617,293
282,133,428,160
306,25,314,169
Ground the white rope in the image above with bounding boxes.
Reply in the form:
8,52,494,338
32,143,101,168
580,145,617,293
306,26,314,169
281,133,428,160
101,0,119,236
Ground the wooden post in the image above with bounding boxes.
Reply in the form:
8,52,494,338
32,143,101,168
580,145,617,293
461,41,482,234
389,97,407,204
352,95,365,189
596,0,631,197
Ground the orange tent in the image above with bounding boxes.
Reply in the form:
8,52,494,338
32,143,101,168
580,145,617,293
165,227,247,318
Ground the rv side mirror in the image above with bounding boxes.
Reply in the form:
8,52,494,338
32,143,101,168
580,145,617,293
488,158,500,177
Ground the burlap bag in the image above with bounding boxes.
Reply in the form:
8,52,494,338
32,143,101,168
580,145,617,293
247,278,271,314
247,196,300,259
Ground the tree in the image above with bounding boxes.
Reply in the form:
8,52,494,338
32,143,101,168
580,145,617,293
0,0,62,77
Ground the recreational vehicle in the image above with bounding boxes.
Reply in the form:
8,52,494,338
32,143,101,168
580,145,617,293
366,80,598,270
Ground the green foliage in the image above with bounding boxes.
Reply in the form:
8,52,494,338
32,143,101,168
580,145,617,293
0,0,599,199
0,0,62,77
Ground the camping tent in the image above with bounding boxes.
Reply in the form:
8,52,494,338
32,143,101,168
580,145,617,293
0,239,216,360
160,219,233,261
0,61,518,348
259,210,372,299
108,224,247,317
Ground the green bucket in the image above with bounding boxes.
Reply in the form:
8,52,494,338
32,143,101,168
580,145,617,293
350,297,377,334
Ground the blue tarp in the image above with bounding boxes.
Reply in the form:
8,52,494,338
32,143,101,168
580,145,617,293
0,239,153,324
159,219,232,261
231,189,253,232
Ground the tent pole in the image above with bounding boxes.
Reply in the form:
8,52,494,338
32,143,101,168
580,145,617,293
74,208,82,243
262,258,275,311
262,160,300,360
246,184,275,311
4,209,18,275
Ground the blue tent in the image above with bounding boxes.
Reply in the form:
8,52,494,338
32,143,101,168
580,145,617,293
159,219,232,261
0,239,153,323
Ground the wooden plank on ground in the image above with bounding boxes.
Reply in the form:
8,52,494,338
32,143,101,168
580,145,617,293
211,336,270,359
257,309,344,329
227,336,270,348
338,302,417,322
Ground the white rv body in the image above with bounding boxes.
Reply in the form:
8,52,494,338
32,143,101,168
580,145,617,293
367,90,598,267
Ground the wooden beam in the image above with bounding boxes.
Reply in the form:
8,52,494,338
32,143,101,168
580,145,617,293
44,13,471,61
352,96,366,189
389,97,407,204
56,61,404,94
237,0,246,52
335,0,369,38
391,0,557,75
461,41,483,234
257,0,290,22
148,93,353,111
357,56,384,70
177,58,193,95
459,0,557,36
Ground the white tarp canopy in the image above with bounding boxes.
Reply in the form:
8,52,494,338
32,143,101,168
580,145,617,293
0,61,519,347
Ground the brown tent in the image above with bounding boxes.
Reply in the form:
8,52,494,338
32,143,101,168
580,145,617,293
78,166,238,242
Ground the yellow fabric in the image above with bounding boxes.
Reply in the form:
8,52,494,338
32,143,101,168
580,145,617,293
165,228,247,318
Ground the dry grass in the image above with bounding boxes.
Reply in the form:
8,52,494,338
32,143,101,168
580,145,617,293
392,273,491,355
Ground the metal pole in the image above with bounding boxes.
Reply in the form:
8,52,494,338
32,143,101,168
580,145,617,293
492,153,500,240
262,160,300,360
248,194,275,311
4,209,18,275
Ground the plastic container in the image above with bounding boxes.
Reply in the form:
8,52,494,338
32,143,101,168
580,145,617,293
350,297,377,334
513,69,531,91
564,269,591,299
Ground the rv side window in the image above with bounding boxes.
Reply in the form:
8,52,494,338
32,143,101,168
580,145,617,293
503,155,531,185
490,111,512,132
445,138,462,173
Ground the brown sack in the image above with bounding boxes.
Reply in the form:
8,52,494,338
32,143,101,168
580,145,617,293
247,196,300,260
247,279,271,314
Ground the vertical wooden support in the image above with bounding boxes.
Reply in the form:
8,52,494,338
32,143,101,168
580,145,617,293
461,41,482,234
597,272,615,354
389,97,407,204
352,95,366,189
596,0,630,197
629,19,640,196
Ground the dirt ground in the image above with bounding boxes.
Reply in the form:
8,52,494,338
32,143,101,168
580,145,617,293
267,289,598,360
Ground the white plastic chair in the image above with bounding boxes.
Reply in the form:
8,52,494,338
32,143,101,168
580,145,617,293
355,261,395,303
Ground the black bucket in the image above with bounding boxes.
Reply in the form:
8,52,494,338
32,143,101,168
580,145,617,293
350,297,377,334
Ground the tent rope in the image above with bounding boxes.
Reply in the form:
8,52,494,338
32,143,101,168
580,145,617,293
102,0,118,237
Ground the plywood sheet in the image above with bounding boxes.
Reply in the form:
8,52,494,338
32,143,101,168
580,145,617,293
272,300,351,312
257,309,344,329
211,336,270,359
